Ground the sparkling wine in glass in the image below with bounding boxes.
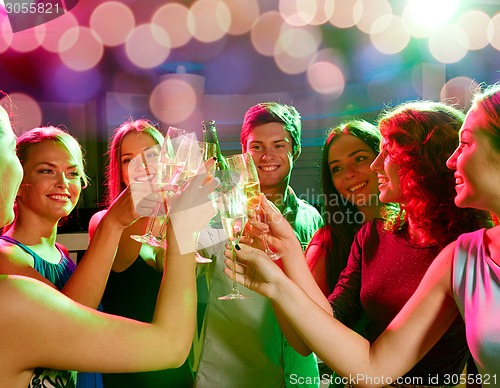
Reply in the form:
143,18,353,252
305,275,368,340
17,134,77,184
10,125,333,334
226,153,281,260
130,127,187,245
146,133,200,248
217,176,250,300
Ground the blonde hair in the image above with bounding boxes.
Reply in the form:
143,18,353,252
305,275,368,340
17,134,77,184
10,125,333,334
16,126,88,188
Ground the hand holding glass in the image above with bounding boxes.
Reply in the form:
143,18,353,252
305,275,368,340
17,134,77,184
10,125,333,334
226,153,280,260
130,126,189,246
217,174,250,300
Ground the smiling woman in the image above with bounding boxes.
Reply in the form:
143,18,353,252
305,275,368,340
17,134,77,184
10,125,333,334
0,101,219,388
305,120,383,296
257,101,493,385
0,126,105,387
87,118,195,387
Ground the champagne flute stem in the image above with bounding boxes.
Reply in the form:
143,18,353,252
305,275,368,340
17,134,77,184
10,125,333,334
155,210,170,241
230,244,238,291
144,203,160,237
256,206,280,259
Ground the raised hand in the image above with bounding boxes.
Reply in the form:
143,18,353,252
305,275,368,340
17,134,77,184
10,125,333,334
246,194,302,259
168,158,219,255
222,243,287,299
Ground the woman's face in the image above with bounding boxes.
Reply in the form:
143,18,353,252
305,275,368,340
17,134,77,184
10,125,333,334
17,140,82,221
0,109,23,227
120,132,159,186
328,134,379,208
447,106,500,213
370,137,404,204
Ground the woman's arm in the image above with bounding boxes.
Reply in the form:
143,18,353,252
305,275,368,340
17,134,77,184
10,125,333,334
305,244,329,296
1,163,217,380
259,197,331,312
1,232,195,375
248,196,332,355
225,241,459,387
62,184,145,308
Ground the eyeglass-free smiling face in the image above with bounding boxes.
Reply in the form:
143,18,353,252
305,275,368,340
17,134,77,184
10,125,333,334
370,138,404,205
17,141,82,221
328,134,379,208
244,122,296,195
446,106,500,214
121,132,159,186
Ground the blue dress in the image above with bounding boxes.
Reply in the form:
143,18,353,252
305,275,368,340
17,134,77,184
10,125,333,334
0,235,103,388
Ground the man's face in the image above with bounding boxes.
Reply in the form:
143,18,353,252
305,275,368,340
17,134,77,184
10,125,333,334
244,122,296,194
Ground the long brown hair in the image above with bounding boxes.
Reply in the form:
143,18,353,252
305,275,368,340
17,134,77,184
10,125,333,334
307,119,381,294
102,118,163,208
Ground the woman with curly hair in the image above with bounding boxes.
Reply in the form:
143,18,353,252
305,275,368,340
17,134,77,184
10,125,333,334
325,101,490,384
233,100,492,385
226,84,500,383
305,120,383,296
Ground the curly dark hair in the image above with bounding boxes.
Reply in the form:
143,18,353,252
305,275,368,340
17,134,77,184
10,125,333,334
379,100,491,247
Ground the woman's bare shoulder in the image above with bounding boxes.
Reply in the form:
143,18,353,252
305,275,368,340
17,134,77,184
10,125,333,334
88,209,108,238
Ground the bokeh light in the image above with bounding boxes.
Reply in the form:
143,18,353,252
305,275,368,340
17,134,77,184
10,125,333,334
370,15,410,55
125,24,170,69
276,25,321,59
221,0,259,35
8,92,42,133
328,0,357,29
402,0,459,38
441,76,479,110
487,13,500,51
308,0,334,26
250,11,284,56
274,25,320,74
188,0,231,43
39,11,78,53
58,27,104,71
307,60,345,96
456,10,490,51
354,0,392,34
274,48,314,75
90,1,135,47
152,3,192,48
150,77,200,124
0,15,13,53
428,24,468,64
279,0,316,27
10,26,44,52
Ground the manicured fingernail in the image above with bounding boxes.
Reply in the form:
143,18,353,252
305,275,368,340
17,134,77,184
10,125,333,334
235,244,241,250
212,156,217,161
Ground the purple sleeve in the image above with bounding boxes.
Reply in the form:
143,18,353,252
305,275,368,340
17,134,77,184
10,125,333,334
327,222,373,328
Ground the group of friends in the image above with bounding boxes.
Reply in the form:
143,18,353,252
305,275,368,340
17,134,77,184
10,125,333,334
0,83,499,388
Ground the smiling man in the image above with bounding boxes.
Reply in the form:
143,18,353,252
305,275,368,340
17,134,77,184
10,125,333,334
195,102,323,388
241,102,323,250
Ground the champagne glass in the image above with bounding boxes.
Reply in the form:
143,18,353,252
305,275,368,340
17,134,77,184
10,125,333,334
146,133,200,248
217,172,250,300
226,153,280,260
130,127,187,245
128,144,162,245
